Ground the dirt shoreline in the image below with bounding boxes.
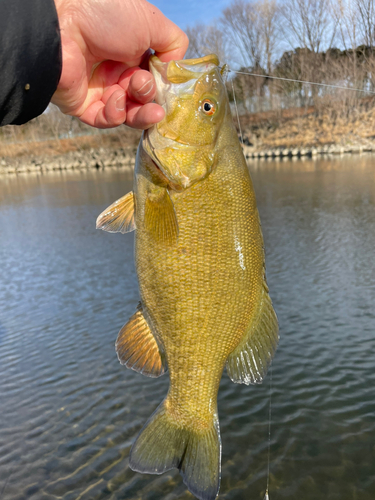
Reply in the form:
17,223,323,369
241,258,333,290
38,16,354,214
243,142,374,159
1,140,374,175
1,105,375,174
0,146,138,175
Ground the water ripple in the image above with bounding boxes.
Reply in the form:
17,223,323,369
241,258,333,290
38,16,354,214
0,160,374,499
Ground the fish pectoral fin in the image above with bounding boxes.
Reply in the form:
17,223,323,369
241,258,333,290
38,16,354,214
144,188,178,245
226,280,279,385
116,303,167,378
96,191,136,234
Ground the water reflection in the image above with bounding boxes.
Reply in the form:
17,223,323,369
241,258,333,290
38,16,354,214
0,157,374,500
0,322,5,346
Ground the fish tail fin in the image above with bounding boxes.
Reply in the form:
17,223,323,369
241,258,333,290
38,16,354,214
129,398,221,500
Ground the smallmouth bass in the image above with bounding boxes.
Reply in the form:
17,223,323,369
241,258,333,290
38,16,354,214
96,54,279,500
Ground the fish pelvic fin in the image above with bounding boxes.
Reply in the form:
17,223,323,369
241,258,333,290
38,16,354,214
226,279,279,385
116,303,167,378
144,187,178,245
96,191,136,233
129,399,221,500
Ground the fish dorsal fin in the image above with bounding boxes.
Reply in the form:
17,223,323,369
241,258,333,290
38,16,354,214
145,188,178,245
116,303,167,378
226,279,279,385
96,191,136,234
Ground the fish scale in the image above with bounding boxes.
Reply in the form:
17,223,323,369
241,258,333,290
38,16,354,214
135,143,263,420
96,54,278,500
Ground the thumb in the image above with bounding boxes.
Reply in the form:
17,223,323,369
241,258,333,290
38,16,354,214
142,1,189,62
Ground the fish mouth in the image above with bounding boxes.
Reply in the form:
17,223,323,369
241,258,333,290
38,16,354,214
144,55,221,190
149,54,220,106
146,54,221,154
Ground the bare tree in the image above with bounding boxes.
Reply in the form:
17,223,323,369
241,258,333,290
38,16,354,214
258,0,281,74
185,24,229,64
280,0,337,53
221,0,281,71
279,0,338,101
221,0,264,68
356,0,375,47
332,0,361,87
334,0,360,51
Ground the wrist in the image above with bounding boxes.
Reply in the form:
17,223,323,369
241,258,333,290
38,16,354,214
52,0,88,105
54,0,86,58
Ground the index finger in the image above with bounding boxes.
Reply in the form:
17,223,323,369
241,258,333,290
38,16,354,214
143,1,189,62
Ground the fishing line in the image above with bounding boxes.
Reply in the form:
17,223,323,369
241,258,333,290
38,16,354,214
264,362,273,500
230,76,275,497
228,69,375,95
231,78,244,144
0,472,11,499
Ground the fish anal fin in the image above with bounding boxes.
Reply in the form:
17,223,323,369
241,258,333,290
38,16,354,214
130,399,221,500
116,304,167,378
226,281,279,385
145,188,178,245
96,191,136,234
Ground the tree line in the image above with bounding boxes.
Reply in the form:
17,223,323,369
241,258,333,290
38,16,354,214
186,0,375,115
3,0,374,146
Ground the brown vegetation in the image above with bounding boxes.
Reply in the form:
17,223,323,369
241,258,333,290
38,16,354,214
0,104,141,159
187,0,375,149
2,0,375,156
239,103,375,149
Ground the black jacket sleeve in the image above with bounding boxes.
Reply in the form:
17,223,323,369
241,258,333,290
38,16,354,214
0,0,62,126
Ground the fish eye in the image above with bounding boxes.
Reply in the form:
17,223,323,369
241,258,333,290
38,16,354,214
201,99,216,116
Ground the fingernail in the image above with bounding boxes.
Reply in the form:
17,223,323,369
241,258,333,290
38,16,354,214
115,94,125,111
137,79,154,96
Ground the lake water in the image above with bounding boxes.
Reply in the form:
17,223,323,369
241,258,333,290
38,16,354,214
0,155,374,500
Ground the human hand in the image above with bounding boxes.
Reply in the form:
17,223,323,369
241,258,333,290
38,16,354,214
52,0,188,129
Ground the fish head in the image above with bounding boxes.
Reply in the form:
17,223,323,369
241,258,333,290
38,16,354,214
143,54,227,190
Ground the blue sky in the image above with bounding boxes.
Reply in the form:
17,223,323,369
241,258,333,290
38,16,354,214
152,0,232,30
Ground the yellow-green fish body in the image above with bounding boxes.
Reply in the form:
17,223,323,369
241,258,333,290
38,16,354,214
97,55,278,500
